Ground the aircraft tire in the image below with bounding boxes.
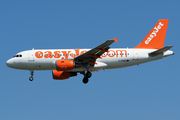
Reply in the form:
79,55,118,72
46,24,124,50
83,77,89,84
29,77,33,81
86,71,92,78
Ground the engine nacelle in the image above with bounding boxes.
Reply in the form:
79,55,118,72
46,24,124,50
52,70,77,80
55,60,74,71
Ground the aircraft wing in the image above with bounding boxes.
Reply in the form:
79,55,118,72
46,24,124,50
74,37,118,67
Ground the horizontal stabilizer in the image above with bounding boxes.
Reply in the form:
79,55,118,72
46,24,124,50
149,46,173,56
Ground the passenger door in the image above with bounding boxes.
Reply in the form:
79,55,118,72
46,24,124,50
28,49,34,61
133,50,138,60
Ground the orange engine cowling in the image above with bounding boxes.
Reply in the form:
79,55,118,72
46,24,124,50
52,70,77,80
55,60,74,71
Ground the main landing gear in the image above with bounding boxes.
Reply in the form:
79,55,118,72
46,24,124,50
29,70,34,81
82,71,92,84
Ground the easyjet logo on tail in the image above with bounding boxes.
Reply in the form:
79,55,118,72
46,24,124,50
145,22,164,44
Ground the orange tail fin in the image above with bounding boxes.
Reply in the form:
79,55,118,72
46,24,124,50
134,19,169,49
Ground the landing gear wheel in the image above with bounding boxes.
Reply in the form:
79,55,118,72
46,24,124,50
29,70,34,81
83,77,89,84
29,77,33,81
86,71,92,78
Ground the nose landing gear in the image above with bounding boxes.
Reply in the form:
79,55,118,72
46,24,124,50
29,70,34,81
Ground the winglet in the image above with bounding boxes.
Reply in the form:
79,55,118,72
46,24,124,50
113,37,118,42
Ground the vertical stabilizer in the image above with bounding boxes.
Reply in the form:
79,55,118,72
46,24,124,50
134,19,169,49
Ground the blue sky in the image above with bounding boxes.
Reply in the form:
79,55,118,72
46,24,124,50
0,0,179,120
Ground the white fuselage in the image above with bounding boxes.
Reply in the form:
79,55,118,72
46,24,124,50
5,19,173,83
6,48,174,72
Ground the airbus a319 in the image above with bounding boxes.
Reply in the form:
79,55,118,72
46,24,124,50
6,19,174,84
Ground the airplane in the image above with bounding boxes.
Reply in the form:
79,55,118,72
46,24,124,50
6,19,174,84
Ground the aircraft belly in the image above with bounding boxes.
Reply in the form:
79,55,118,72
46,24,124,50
21,59,54,70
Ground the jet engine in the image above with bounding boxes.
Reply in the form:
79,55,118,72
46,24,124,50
53,60,82,71
52,70,77,80
55,60,74,71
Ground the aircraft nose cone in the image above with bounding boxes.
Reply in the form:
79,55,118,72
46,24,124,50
6,59,14,68
6,59,11,67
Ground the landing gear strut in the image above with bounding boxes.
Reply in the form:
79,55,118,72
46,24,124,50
81,71,92,84
29,70,34,81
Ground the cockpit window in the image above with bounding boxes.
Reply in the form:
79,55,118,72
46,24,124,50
13,54,22,57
